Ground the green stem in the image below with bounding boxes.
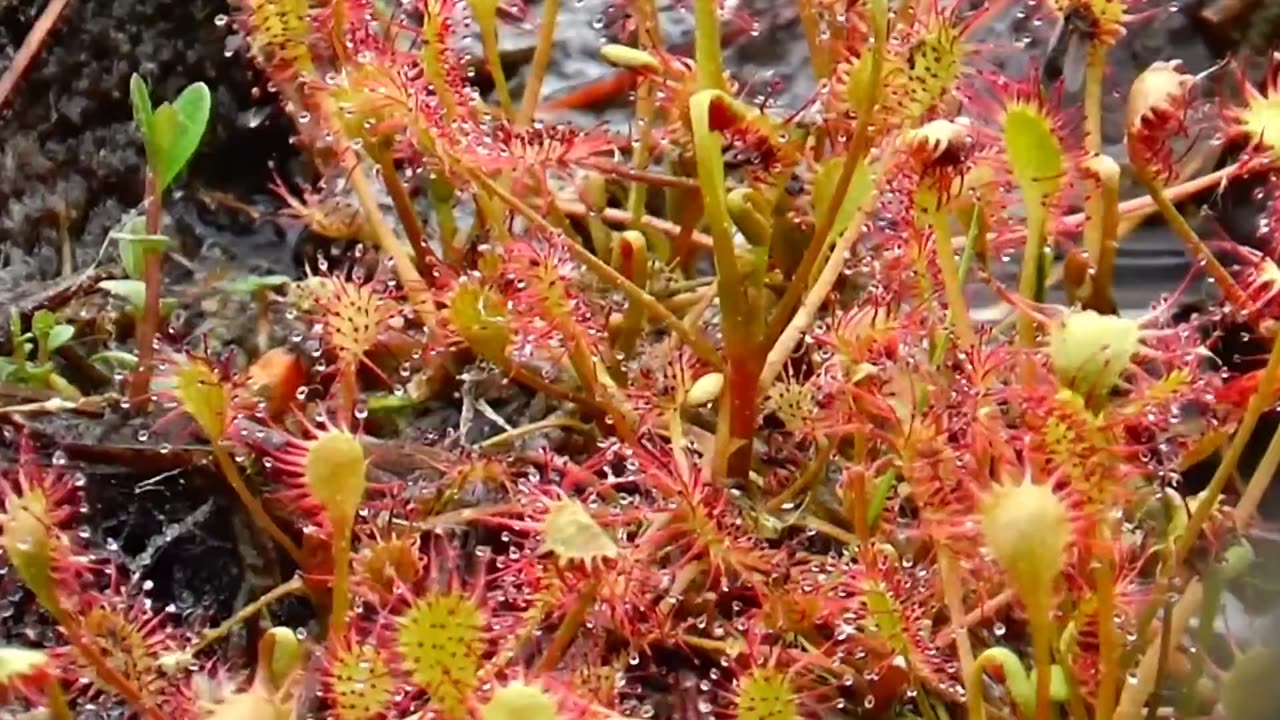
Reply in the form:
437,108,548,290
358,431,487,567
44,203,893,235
690,90,759,477
1137,169,1250,314
1174,331,1280,568
1030,597,1054,720
1114,580,1203,720
330,530,352,637
762,5,884,349
692,0,725,91
181,576,308,658
1017,213,1047,349
374,152,434,270
1083,156,1121,314
535,578,598,672
348,160,438,324
758,160,886,391
212,445,306,567
1095,531,1120,720
1237,407,1280,529
516,0,560,126
1084,44,1107,155
626,0,661,225
429,176,461,264
931,207,984,366
1145,597,1175,720
473,3,513,113
926,207,975,346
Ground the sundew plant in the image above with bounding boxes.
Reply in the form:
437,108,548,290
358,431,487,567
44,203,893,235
5,0,1280,718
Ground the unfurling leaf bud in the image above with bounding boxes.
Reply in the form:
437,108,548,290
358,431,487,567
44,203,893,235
1125,61,1193,173
611,231,650,285
981,481,1069,609
728,189,771,249
264,627,303,691
305,431,367,535
1048,309,1140,399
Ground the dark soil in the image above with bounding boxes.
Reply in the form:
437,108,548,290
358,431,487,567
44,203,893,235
0,0,307,662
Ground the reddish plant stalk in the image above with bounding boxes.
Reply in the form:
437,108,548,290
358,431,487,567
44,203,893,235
374,152,435,271
720,349,763,479
128,171,165,407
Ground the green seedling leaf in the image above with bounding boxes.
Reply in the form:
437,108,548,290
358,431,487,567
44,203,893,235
974,646,1068,718
90,351,139,371
111,216,171,279
100,279,148,310
130,73,153,134
139,80,212,193
46,325,75,353
865,470,899,534
99,280,177,317
30,310,56,340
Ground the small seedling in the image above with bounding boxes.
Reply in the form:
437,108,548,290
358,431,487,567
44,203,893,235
126,73,212,406
0,310,79,399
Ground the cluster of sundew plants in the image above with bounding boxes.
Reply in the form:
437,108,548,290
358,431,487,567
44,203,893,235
9,0,1280,717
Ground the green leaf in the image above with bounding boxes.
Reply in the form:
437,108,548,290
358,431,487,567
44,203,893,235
143,82,212,192
30,310,56,339
100,279,148,310
689,89,752,343
130,73,153,134
47,325,75,353
865,470,899,534
111,218,171,280
89,351,139,371
100,280,179,317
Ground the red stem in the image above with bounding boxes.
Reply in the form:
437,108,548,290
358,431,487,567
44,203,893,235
128,172,164,408
724,350,762,479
